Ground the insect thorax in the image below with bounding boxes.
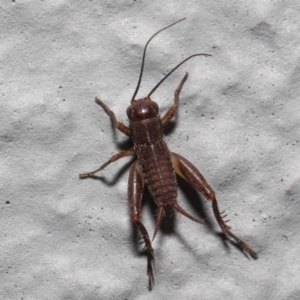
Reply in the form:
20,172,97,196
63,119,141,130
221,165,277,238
130,116,164,145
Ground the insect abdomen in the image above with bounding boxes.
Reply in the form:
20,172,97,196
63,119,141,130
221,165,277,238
130,117,177,206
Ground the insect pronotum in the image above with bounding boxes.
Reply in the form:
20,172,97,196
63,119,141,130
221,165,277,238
80,18,258,291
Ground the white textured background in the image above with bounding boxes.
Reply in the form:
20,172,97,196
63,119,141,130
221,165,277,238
1,1,300,299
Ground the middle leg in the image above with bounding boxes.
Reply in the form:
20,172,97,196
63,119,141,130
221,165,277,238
79,148,135,178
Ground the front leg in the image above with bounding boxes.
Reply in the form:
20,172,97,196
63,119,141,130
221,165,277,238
95,97,131,136
128,161,155,291
161,73,188,127
171,152,258,259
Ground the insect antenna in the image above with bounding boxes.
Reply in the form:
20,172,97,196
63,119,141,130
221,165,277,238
131,18,186,101
147,53,211,97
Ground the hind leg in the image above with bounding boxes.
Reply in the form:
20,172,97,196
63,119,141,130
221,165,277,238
128,161,155,290
171,152,258,259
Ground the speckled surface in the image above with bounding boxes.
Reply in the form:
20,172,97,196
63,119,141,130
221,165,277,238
1,1,300,299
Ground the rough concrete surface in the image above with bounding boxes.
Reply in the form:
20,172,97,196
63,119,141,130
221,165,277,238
1,1,300,299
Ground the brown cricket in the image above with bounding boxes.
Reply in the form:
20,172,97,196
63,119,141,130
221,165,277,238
80,18,258,290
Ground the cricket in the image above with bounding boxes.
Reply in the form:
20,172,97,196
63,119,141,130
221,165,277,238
80,18,258,291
